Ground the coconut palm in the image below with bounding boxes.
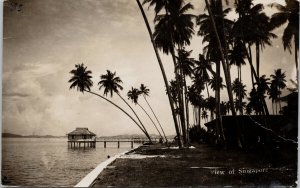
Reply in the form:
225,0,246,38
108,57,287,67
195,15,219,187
247,88,264,115
136,0,182,147
270,69,287,111
268,82,281,114
98,70,151,141
194,53,214,97
233,0,277,77
69,64,151,141
206,96,216,121
152,0,195,145
139,84,168,142
208,75,226,91
127,87,164,141
232,78,247,114
270,0,299,68
201,110,209,123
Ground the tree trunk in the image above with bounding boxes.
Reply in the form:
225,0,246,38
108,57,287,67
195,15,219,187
206,83,210,98
143,96,168,142
117,93,151,138
136,0,182,147
171,48,187,145
294,37,298,70
248,44,255,88
138,103,164,141
205,0,232,145
85,90,152,142
256,41,260,77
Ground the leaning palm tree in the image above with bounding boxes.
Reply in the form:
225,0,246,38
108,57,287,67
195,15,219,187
98,70,152,142
269,0,299,69
136,0,182,147
140,84,168,142
127,87,164,141
68,64,151,141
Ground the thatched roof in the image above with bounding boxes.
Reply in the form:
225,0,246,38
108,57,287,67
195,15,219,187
67,127,96,136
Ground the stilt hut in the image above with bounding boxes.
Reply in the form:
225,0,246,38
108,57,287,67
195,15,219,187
67,127,96,148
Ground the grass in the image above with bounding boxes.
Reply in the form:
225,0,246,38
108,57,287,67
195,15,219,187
92,143,297,187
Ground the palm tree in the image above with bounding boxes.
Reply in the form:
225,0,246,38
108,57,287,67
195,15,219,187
127,87,164,141
201,110,208,123
232,78,247,114
140,84,168,142
268,82,280,114
136,0,182,147
68,64,151,141
206,96,216,121
270,0,299,69
247,88,264,115
194,53,214,97
270,69,287,111
233,0,277,77
151,0,195,145
98,70,152,142
208,75,226,91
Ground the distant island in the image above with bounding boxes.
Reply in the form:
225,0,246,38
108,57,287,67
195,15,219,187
2,133,66,138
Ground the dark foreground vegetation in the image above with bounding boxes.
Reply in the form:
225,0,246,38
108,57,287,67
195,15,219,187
92,143,296,187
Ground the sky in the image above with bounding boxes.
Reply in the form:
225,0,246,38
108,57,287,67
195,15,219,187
2,0,297,136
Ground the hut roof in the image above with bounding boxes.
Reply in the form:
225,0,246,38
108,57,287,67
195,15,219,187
67,127,96,136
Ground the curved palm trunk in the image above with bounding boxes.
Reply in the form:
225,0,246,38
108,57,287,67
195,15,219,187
116,93,151,139
137,103,164,141
136,0,182,147
85,90,152,142
143,96,168,142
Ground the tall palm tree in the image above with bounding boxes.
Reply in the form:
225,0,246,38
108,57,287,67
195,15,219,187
268,82,280,114
232,78,247,114
68,64,151,141
176,48,195,140
194,53,215,97
151,0,195,145
127,87,164,141
270,69,287,111
98,70,152,141
136,0,182,147
270,0,299,69
233,0,277,77
139,84,168,142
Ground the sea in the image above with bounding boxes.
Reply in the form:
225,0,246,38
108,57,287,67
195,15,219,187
1,137,138,187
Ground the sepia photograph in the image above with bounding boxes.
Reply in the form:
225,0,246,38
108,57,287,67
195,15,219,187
1,0,298,187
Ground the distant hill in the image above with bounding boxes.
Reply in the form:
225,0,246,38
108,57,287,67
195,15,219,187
2,133,23,137
2,133,66,138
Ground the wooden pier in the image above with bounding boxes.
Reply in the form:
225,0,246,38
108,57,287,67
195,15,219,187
96,138,155,148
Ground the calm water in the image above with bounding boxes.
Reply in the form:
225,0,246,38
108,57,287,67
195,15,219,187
2,137,136,187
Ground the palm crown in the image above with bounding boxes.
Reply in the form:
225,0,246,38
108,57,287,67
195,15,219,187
69,63,93,92
127,87,141,104
140,84,150,96
98,70,123,97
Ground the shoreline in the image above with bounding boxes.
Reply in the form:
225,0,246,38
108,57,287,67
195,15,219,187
74,147,138,187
